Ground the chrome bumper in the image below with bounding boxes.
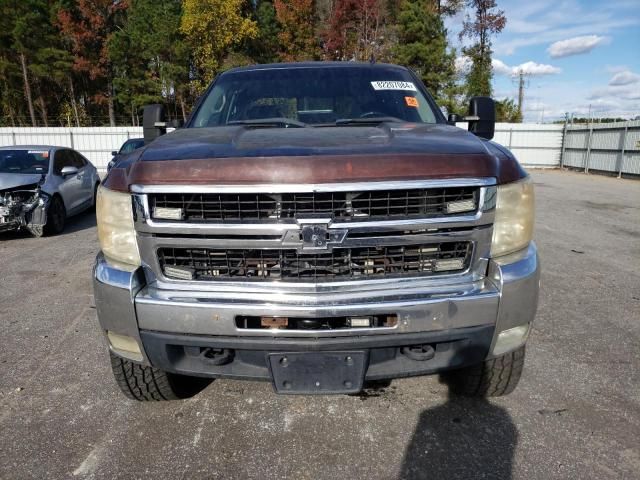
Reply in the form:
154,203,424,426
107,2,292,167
93,243,539,365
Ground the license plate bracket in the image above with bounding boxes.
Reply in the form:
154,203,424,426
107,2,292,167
268,351,367,394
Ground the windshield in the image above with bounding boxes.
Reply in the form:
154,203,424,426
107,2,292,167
119,139,144,154
0,149,50,174
190,65,440,127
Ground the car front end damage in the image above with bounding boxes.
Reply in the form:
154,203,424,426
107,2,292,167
93,177,540,395
0,183,50,236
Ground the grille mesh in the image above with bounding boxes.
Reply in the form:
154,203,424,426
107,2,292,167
158,242,472,282
149,187,478,222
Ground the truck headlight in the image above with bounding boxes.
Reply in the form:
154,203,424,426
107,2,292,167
491,177,535,257
96,186,140,268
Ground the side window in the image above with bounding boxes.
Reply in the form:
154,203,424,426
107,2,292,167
71,151,87,168
53,150,71,175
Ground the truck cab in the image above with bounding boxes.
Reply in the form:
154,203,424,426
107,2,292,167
94,62,538,399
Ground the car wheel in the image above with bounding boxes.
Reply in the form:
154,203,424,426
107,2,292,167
440,346,525,397
44,196,66,235
110,352,212,401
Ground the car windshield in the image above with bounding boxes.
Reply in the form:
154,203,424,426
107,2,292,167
190,65,440,128
0,149,50,174
119,139,145,154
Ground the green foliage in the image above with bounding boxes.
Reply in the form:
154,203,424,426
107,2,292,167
0,0,517,126
496,98,522,123
109,0,189,122
393,0,456,106
247,1,282,64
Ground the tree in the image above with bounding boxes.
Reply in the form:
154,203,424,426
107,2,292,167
496,98,522,122
180,0,257,92
57,0,129,126
394,1,456,107
459,0,506,97
110,0,190,123
246,0,282,64
274,0,320,61
324,0,392,62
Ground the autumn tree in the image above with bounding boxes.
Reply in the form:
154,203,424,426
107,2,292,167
180,0,257,92
324,0,393,61
57,0,128,126
459,0,506,97
274,0,320,61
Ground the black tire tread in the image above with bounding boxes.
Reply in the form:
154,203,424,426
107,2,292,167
444,346,525,397
110,352,189,401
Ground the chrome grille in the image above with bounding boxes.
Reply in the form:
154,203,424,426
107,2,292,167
157,242,472,282
149,187,478,222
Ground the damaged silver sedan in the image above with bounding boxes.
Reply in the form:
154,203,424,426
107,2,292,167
0,146,100,236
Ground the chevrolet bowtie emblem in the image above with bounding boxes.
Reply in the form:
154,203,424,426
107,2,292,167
300,224,347,251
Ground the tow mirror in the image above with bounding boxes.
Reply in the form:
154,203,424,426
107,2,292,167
143,104,167,144
467,96,495,140
60,166,78,177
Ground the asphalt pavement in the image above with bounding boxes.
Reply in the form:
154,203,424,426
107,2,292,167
0,170,639,479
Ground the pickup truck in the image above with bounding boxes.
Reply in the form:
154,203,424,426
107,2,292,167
94,62,539,400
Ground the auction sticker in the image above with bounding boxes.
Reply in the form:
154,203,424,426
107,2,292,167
405,96,419,107
371,81,417,91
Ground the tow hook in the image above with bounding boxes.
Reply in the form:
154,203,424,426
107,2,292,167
401,344,436,361
200,348,234,366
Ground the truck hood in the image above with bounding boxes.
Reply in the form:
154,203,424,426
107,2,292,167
0,173,44,191
105,123,527,191
140,123,489,161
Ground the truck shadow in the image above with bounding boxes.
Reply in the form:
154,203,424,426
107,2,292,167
400,388,517,480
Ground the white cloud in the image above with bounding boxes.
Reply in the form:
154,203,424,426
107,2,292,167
547,35,609,58
467,0,640,56
456,56,561,77
492,59,512,76
609,70,640,86
454,56,472,73
514,61,562,76
492,59,561,77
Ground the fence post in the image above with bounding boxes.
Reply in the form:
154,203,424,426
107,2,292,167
560,121,568,169
508,128,513,149
11,131,16,145
617,124,628,178
585,125,593,173
69,130,74,149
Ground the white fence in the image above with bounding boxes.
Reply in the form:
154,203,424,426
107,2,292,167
0,127,143,171
0,122,637,175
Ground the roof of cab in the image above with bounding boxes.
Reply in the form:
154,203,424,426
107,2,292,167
0,145,59,151
222,61,409,75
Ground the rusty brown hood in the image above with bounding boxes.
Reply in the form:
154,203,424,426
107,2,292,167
104,124,526,192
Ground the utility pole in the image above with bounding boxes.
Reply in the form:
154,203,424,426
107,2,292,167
518,71,525,114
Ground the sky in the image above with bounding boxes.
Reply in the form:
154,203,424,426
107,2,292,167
445,0,640,122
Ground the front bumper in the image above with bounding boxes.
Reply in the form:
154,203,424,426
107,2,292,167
93,243,539,382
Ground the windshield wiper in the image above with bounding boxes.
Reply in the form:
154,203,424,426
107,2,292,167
228,118,308,128
334,116,405,126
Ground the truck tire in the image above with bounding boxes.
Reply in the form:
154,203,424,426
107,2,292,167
110,352,211,401
442,346,525,397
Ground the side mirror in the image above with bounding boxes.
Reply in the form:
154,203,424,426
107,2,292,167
60,166,78,177
111,150,118,156
467,96,495,140
143,104,167,144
